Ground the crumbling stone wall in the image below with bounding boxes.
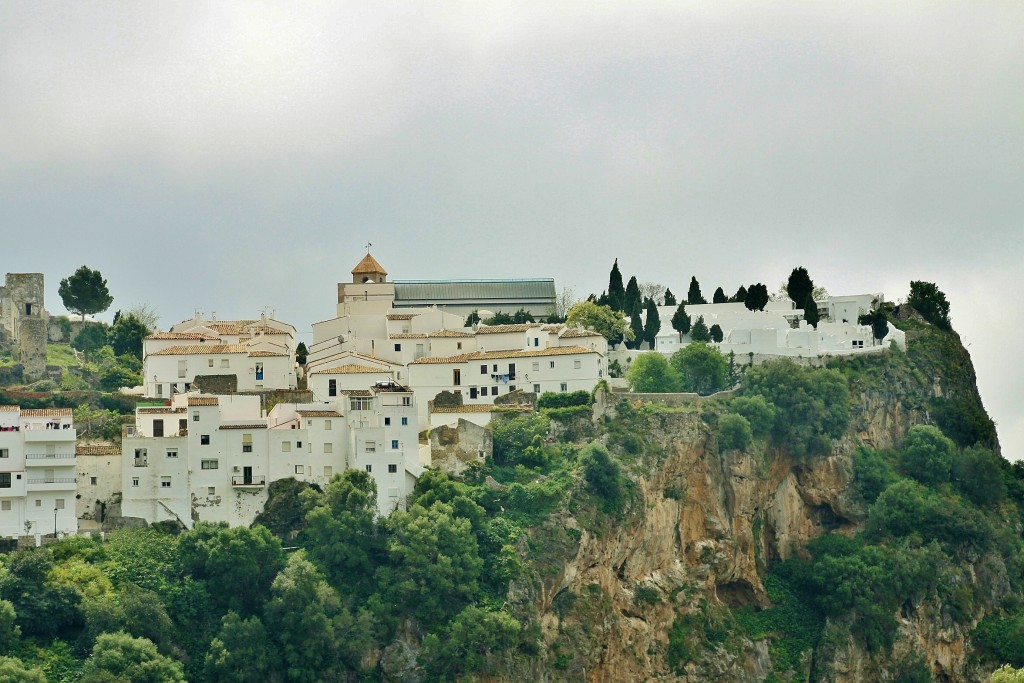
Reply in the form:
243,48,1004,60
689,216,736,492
0,273,48,382
428,418,492,474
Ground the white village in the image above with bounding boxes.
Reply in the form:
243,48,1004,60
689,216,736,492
0,254,903,538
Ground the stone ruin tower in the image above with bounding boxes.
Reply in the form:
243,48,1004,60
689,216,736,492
0,273,48,382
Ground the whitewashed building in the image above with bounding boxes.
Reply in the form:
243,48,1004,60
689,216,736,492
75,444,122,531
0,406,78,538
121,385,423,527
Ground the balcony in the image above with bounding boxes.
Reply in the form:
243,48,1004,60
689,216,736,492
24,453,76,465
231,475,266,487
24,427,76,442
0,479,27,497
27,477,76,490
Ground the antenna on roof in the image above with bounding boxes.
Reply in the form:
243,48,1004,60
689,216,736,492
366,241,372,253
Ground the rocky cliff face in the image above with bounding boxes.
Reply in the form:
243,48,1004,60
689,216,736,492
501,356,1001,682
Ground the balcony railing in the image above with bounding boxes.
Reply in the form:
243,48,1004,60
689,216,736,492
25,453,76,461
27,477,76,485
231,475,266,487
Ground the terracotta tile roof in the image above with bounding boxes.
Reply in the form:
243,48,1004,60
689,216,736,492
151,344,248,356
541,324,565,332
20,408,73,417
0,405,19,412
76,444,121,456
428,330,474,338
242,324,291,335
351,253,388,275
339,389,372,397
390,333,428,339
411,345,596,364
295,410,343,417
386,313,416,320
431,404,531,414
187,397,219,406
560,327,602,338
312,364,392,375
248,350,287,357
219,423,268,430
475,323,539,334
138,407,186,414
145,332,219,341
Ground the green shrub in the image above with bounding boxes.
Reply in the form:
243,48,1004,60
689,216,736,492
952,445,1007,506
491,413,551,466
537,391,591,409
974,614,1024,668
853,447,896,504
581,442,623,513
728,395,776,438
901,425,954,486
718,414,752,452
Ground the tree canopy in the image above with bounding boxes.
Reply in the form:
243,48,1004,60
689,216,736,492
643,299,661,349
744,283,769,311
687,276,706,305
803,293,820,328
566,301,631,346
663,288,677,306
671,303,691,340
670,342,728,395
58,266,114,321
690,316,711,342
907,281,950,330
607,260,625,312
786,267,814,308
624,276,642,316
626,352,679,393
712,287,728,304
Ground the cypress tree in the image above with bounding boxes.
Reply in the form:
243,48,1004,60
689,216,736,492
687,276,707,305
786,267,814,309
690,316,711,342
624,276,642,316
713,287,728,304
671,303,691,341
644,299,661,349
629,310,645,349
744,283,769,311
803,293,820,328
710,323,724,343
663,288,677,306
608,260,625,312
732,285,748,303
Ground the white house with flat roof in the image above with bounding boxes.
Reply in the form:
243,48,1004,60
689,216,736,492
121,383,423,526
0,406,78,538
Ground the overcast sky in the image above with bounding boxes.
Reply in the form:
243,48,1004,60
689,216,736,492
1,2,1021,459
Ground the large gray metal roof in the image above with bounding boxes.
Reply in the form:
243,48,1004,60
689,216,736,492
393,279,556,305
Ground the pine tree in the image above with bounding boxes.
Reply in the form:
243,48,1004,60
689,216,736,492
644,299,661,349
687,276,707,305
671,303,691,341
709,323,724,342
690,316,711,342
608,260,625,312
744,283,769,311
732,285,748,303
624,276,642,316
663,288,677,306
713,287,728,304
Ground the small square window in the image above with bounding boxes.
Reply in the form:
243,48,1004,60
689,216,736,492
394,343,401,352
208,359,214,367
200,435,210,445
365,465,372,473
384,417,391,426
242,444,252,453
532,362,539,372
161,477,172,488
0,501,10,511
0,449,8,458
221,359,229,368
550,361,555,369
457,342,462,350
90,476,97,485
193,412,200,422
492,364,498,372
324,419,332,430
282,441,291,452
324,442,333,453
295,465,304,475
401,417,408,426
391,439,399,449
201,459,218,470
324,466,333,477
296,441,302,448
533,384,541,393
166,449,178,458
208,487,216,495
365,441,376,453
402,396,411,406
132,478,139,487
388,464,398,473
560,383,568,392
480,364,487,374
491,386,498,396
574,360,581,369
35,499,42,507
56,499,65,510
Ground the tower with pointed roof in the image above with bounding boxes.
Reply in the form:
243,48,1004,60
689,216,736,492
337,252,396,316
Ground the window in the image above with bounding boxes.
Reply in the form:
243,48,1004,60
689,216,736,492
328,379,337,396
56,499,65,509
208,359,214,367
560,383,568,392
550,361,555,369
0,501,9,511
35,499,41,507
480,364,487,375
391,439,399,449
534,337,540,347
201,460,218,470
365,465,372,472
242,434,252,452
324,442,333,453
153,419,164,437
295,465,304,474
221,358,229,368
282,441,291,452
394,343,401,352
350,397,372,411
533,384,541,393
401,417,408,426
384,417,391,426
200,435,210,445
388,464,398,473
402,396,411,406
0,473,9,488
324,466,333,477
509,385,516,392
457,342,463,350
193,412,200,422
470,387,478,399
155,384,162,397
132,477,139,487
208,487,216,495
574,360,582,369
0,449,7,458
178,360,187,378
324,419,332,430
90,476,97,485
166,448,178,458
297,441,302,448
161,477,171,488
25,303,31,315
532,362,539,372
453,369,461,386
365,441,376,453
492,364,498,372
491,386,498,396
